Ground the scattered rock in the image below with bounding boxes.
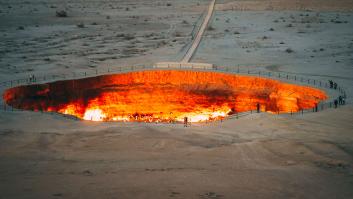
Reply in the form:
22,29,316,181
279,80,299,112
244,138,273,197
200,192,223,199
286,160,295,166
82,170,93,176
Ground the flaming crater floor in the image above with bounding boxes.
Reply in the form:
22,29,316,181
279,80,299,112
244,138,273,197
3,70,328,123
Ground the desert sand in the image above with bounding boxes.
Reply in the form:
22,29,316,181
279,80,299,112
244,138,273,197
0,0,353,198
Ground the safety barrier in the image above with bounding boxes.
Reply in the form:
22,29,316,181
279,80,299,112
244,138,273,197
0,64,347,125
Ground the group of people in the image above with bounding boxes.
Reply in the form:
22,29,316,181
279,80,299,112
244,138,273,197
329,80,347,108
29,74,36,82
328,80,338,90
334,95,346,108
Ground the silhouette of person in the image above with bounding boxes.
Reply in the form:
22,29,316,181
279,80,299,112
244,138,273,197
334,99,338,108
256,103,260,113
315,103,318,112
184,117,188,127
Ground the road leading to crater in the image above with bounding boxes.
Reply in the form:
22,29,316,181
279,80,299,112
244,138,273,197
181,0,216,63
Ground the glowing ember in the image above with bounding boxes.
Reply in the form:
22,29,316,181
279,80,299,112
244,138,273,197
3,70,327,122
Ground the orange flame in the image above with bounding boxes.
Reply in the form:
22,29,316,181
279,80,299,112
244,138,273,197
3,70,327,122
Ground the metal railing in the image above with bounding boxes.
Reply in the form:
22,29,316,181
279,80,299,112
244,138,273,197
0,64,348,125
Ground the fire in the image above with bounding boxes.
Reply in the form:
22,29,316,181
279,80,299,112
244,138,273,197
83,109,106,121
2,70,327,123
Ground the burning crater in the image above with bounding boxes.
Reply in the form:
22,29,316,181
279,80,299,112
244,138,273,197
3,70,327,122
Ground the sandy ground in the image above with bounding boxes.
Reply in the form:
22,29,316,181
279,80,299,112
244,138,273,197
1,0,353,199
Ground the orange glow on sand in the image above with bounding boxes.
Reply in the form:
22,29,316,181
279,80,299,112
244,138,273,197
3,70,327,122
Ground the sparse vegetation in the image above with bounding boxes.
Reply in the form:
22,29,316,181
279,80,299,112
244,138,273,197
124,34,135,40
207,26,215,31
285,48,294,53
56,10,67,17
77,23,85,28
